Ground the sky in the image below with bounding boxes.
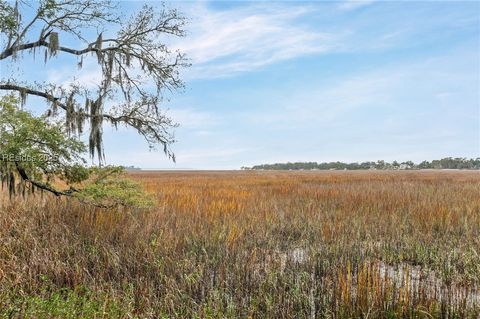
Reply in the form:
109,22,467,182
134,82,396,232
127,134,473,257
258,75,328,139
2,0,480,169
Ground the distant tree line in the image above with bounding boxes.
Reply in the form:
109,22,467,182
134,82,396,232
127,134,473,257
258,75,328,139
242,157,480,171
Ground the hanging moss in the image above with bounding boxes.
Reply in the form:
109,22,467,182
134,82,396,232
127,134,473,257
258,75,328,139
8,171,15,199
18,178,26,198
95,32,103,63
76,107,85,134
48,32,59,57
0,165,7,193
125,51,131,67
89,96,104,161
78,55,83,69
85,98,91,113
65,93,76,134
96,32,102,50
49,98,58,116
19,88,27,107
104,51,114,89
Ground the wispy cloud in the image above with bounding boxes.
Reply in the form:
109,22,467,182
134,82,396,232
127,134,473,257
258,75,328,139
242,46,478,132
243,70,398,128
168,107,219,129
46,58,102,90
175,3,338,79
338,0,376,11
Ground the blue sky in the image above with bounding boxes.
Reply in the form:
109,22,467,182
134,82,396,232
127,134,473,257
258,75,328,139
4,0,480,169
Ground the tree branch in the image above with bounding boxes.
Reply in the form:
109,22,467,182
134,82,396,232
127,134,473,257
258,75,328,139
0,38,120,60
14,161,77,197
0,83,63,105
0,83,174,156
1,2,187,162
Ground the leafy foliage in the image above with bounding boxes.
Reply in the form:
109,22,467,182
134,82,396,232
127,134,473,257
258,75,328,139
0,0,184,207
76,166,154,208
0,96,153,208
0,0,188,161
0,1,17,34
0,95,86,197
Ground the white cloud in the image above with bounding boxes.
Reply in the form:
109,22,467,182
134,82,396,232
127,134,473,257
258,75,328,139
243,46,479,132
167,107,220,129
338,0,376,11
244,70,398,128
46,57,102,90
174,3,338,79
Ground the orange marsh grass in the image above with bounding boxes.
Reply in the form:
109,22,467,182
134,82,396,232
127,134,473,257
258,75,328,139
0,170,479,318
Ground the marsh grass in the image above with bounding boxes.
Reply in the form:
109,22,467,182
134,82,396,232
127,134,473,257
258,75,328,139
1,170,479,318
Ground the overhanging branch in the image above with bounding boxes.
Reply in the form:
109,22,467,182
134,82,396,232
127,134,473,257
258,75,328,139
1,2,187,162
14,161,77,197
0,83,175,157
0,38,119,60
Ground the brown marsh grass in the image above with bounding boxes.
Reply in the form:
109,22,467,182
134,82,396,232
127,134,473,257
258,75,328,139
1,170,479,318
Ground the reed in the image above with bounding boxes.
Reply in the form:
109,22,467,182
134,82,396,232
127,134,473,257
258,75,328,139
1,170,479,318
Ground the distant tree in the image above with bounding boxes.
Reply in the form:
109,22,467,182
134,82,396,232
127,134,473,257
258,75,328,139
248,158,479,171
375,160,386,169
418,160,431,169
404,161,414,167
431,160,441,169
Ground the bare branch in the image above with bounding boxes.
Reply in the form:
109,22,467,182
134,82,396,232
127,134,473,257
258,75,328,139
1,1,189,162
